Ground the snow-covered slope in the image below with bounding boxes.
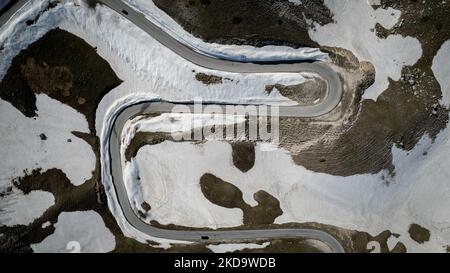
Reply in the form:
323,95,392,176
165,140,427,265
207,242,270,253
0,94,94,227
123,114,450,252
0,95,95,185
0,189,54,227
432,40,450,107
32,211,116,253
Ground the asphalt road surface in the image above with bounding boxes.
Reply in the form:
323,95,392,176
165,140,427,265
0,0,345,253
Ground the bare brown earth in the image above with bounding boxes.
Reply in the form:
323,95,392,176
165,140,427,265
278,48,377,175
266,77,327,105
125,131,171,161
152,0,333,48
200,173,283,226
408,223,431,244
230,142,255,172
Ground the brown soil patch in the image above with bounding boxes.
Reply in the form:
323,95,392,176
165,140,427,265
290,48,448,176
200,173,283,226
230,142,255,173
125,131,172,161
266,77,327,105
408,223,430,244
195,73,223,85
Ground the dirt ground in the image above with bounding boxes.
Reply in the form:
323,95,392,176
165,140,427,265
230,142,255,172
266,77,327,106
408,223,431,244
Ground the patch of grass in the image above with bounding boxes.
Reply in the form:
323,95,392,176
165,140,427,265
200,173,283,226
266,78,327,105
21,57,74,97
408,223,430,244
245,190,283,226
200,173,247,209
230,142,255,173
195,73,223,85
350,229,408,253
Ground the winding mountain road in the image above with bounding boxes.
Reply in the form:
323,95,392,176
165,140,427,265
0,0,345,252
101,0,342,117
102,0,344,252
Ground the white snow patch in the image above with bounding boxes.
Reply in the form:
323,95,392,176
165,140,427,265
387,235,401,251
121,114,247,228
0,188,54,226
207,242,270,253
32,211,116,253
42,221,52,229
305,239,332,253
288,0,303,6
128,142,244,228
432,40,450,108
0,94,95,185
309,0,422,100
